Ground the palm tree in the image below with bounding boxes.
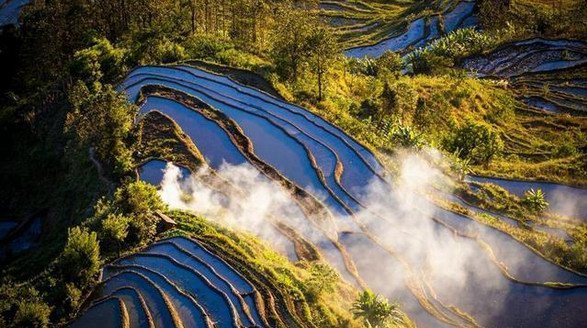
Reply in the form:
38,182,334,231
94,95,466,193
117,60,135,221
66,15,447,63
351,290,404,327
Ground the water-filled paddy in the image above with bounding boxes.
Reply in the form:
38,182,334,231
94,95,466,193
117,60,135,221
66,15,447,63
82,237,269,328
462,39,587,78
344,17,426,58
144,242,257,326
70,298,125,328
0,221,17,240
124,66,385,214
344,0,477,58
99,271,178,328
123,65,587,327
466,176,587,221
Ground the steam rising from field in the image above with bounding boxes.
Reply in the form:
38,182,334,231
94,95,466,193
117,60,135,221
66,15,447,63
157,150,554,323
159,161,332,258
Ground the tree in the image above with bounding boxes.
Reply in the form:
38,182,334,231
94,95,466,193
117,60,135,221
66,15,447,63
101,213,130,256
375,51,403,78
351,290,404,328
449,150,473,181
60,227,101,287
70,38,128,84
65,81,138,176
114,180,165,215
522,188,549,214
0,285,51,328
13,300,51,328
379,83,399,120
307,24,339,100
271,5,315,81
304,263,339,303
443,121,504,165
113,181,165,245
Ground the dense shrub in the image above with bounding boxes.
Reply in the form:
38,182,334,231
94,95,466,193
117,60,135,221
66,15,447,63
152,38,187,64
375,51,403,77
13,300,51,328
303,263,339,303
110,181,165,245
0,285,51,328
114,180,165,216
443,121,503,164
70,38,127,83
391,125,423,149
65,81,137,176
100,213,130,255
184,34,235,59
60,227,101,286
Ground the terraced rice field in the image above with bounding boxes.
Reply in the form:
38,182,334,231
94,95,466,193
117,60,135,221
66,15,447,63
466,175,587,221
462,38,587,115
107,64,587,327
74,237,268,328
463,39,587,78
339,0,478,57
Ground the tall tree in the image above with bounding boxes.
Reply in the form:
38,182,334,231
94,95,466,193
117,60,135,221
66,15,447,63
307,24,339,100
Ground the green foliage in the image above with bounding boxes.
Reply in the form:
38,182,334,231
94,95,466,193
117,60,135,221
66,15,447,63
375,51,403,78
0,284,51,328
390,125,423,149
60,227,101,287
522,188,549,214
65,81,138,176
425,28,498,60
448,151,474,181
145,37,187,64
111,181,165,245
100,213,130,255
303,262,339,303
379,83,399,120
13,300,51,328
478,0,512,30
407,27,513,74
184,34,236,60
443,121,504,165
271,5,315,81
114,180,165,216
407,49,453,75
307,24,339,100
70,38,127,83
64,283,82,314
348,57,379,77
351,290,404,328
349,51,403,78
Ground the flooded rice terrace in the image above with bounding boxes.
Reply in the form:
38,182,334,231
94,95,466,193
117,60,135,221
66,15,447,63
75,1,587,326
126,63,587,327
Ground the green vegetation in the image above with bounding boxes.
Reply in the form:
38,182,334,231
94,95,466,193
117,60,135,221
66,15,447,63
59,227,101,287
449,182,587,272
0,284,52,328
351,290,408,328
443,121,504,165
521,188,550,214
164,211,382,327
1,0,587,326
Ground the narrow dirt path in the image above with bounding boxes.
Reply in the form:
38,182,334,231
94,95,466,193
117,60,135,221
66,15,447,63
89,147,115,193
